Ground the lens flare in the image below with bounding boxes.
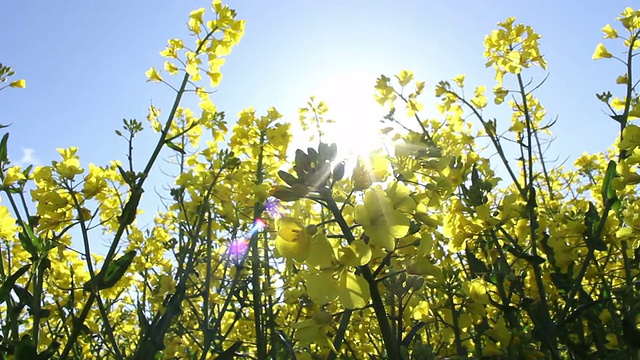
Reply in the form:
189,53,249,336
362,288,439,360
227,218,268,264
263,196,283,219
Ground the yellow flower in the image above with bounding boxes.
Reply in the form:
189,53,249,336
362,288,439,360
453,75,465,88
302,237,372,309
338,239,371,267
351,155,389,191
164,61,179,75
9,79,26,88
145,67,163,82
482,338,503,357
396,70,414,87
605,333,619,350
292,311,337,353
619,124,640,151
471,85,487,109
485,317,511,345
462,279,489,304
0,204,18,240
493,85,508,105
592,43,613,60
305,231,336,269
82,164,107,197
412,301,431,322
601,24,619,39
355,187,410,251
374,75,397,107
188,8,206,34
599,309,612,324
3,166,25,187
54,147,83,180
275,217,311,262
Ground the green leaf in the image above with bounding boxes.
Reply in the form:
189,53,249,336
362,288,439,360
18,220,43,257
165,141,185,154
36,340,60,360
584,202,607,251
12,284,33,305
99,250,136,289
14,335,37,360
601,160,618,206
118,189,143,226
610,114,626,123
550,272,573,294
561,301,601,326
215,341,243,360
503,244,545,265
18,232,38,258
0,264,30,304
623,316,640,349
84,251,136,291
465,246,488,278
0,132,9,162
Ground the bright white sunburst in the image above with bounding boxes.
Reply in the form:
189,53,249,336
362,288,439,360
294,71,392,166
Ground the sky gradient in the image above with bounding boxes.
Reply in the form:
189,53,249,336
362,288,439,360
0,1,635,228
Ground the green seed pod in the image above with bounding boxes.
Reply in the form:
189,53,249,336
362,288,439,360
332,161,345,183
411,276,425,291
278,170,299,186
306,224,318,235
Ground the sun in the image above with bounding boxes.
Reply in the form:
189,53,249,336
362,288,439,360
307,71,391,164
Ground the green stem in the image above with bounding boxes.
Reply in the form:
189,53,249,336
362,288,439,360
516,73,559,360
251,130,267,358
199,210,215,360
60,26,218,359
322,194,399,360
327,310,352,360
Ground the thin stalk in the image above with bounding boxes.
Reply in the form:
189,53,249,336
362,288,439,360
559,30,639,340
250,130,267,358
327,310,352,360
451,92,526,198
322,194,399,360
199,209,215,360
60,26,218,359
516,72,559,360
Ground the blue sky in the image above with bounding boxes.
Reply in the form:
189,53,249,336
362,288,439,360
0,1,634,226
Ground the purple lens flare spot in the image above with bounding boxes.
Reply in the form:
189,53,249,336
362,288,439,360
264,196,283,219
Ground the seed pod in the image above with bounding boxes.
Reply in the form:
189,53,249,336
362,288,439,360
294,149,310,176
411,276,425,291
306,224,318,235
278,170,299,187
84,251,137,291
332,161,345,183
307,148,318,165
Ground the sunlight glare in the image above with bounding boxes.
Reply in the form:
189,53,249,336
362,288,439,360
307,72,390,165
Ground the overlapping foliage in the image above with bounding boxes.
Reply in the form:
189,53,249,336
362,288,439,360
1,2,640,359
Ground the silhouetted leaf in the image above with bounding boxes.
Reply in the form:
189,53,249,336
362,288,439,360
0,264,30,304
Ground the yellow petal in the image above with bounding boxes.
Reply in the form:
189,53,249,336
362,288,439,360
275,217,310,262
302,270,339,305
306,232,336,269
9,79,26,88
396,70,414,87
338,239,372,267
453,75,465,87
601,24,618,39
592,43,613,60
412,301,431,322
145,67,163,82
338,271,370,309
